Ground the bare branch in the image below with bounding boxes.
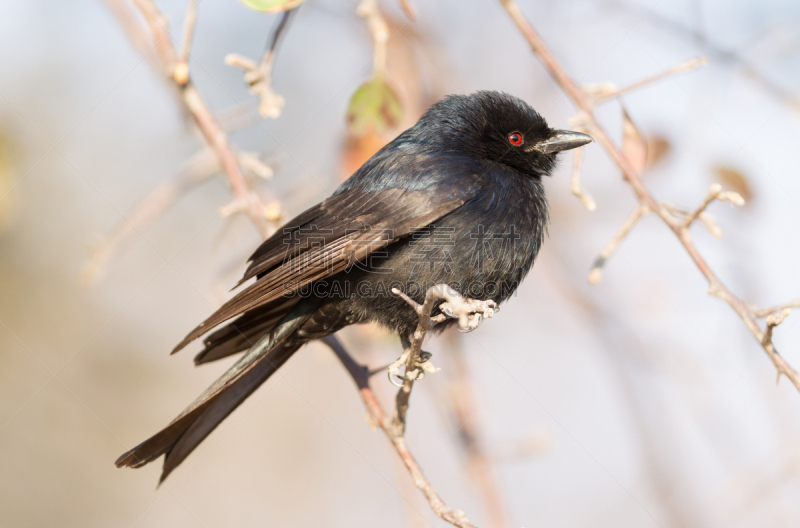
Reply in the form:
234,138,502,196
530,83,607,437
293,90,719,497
358,0,390,77
497,0,800,392
763,308,791,347
389,284,498,435
173,0,198,85
588,203,649,285
225,9,295,120
589,56,708,103
683,183,745,228
117,0,271,237
322,336,478,528
753,299,800,319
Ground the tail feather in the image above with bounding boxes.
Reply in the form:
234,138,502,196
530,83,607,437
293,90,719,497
115,312,309,482
160,341,297,482
193,298,299,365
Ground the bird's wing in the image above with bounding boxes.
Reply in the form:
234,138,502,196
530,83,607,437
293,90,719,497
172,181,478,353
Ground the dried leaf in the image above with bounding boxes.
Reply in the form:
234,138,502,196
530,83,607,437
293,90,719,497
621,108,647,173
239,0,303,13
346,77,404,137
645,135,670,168
713,165,754,203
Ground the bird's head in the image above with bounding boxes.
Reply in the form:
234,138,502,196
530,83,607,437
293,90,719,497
413,91,592,178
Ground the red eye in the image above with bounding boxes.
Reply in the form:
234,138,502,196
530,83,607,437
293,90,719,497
508,132,523,146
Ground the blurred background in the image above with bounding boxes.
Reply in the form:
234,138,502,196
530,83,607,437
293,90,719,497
1,0,800,526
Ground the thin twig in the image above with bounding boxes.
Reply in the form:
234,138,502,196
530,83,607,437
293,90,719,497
589,56,708,103
587,203,649,285
682,183,744,228
173,0,198,85
497,0,800,391
226,9,295,119
125,0,271,237
569,146,596,211
603,0,800,112
262,8,295,67
322,335,478,528
753,299,800,319
358,0,390,76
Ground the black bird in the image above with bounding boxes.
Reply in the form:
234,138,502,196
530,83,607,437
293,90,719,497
115,91,592,482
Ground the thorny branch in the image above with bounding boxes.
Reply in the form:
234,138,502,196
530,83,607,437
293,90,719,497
322,335,478,528
497,0,800,392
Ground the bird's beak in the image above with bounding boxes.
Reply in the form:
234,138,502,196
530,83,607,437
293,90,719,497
528,130,593,154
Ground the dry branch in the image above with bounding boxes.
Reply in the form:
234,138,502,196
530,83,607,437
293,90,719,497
119,0,272,237
588,56,708,103
225,8,295,119
569,147,596,211
587,202,650,285
358,0,390,76
322,335,478,528
389,285,498,435
497,0,800,392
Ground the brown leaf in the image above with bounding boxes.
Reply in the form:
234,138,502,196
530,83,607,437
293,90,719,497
621,107,647,173
645,135,670,168
713,165,754,203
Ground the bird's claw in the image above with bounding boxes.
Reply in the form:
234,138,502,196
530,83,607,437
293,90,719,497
440,298,499,332
387,349,439,387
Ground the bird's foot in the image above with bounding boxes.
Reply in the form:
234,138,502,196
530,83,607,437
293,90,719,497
439,298,499,332
388,350,439,387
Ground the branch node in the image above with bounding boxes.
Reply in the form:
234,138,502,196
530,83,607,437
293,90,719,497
225,53,285,119
763,308,791,346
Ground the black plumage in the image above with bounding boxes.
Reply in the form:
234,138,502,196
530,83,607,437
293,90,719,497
115,91,592,482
